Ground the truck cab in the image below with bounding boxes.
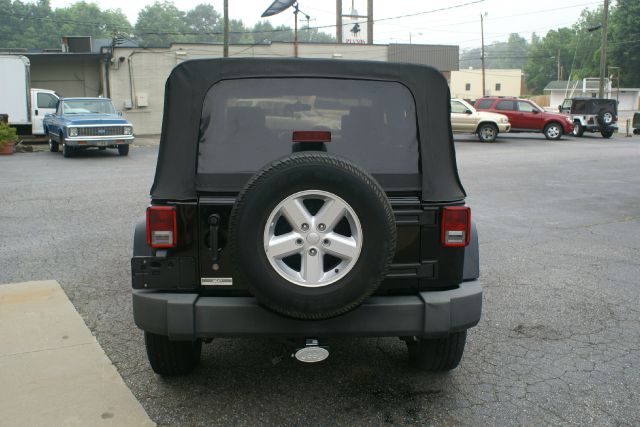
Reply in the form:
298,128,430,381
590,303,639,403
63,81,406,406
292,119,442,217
30,89,59,135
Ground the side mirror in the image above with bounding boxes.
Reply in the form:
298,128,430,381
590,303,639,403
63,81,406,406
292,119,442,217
532,110,540,114
558,105,562,111
465,109,473,114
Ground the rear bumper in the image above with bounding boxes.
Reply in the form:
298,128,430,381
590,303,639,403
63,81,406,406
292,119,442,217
132,281,482,340
583,124,617,132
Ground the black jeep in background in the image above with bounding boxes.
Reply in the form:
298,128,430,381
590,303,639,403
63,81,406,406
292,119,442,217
559,97,618,138
131,58,481,376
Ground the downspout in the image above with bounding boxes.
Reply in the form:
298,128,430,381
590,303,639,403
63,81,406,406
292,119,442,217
128,56,135,108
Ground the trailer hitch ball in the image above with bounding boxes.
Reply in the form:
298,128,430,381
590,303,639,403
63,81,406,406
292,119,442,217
293,339,329,363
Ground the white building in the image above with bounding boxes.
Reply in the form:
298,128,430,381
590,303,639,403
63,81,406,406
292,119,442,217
450,69,523,100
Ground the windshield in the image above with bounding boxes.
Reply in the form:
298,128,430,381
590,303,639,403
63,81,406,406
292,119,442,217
197,78,419,175
62,99,116,115
456,99,476,113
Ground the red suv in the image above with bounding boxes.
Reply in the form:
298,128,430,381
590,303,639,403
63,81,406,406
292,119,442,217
474,97,573,140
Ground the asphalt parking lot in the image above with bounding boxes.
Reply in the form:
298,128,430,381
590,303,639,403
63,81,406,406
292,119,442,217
1,133,639,425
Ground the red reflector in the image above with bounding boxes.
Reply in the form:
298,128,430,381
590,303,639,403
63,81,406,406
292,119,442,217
146,206,177,248
441,206,470,247
292,130,331,143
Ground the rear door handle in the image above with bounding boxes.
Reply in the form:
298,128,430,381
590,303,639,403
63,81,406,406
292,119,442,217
208,214,221,261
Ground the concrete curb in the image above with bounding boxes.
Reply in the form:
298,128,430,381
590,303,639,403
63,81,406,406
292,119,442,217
0,280,155,426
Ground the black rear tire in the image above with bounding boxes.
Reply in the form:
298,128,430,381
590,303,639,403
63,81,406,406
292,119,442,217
601,129,614,138
118,144,130,156
406,331,467,372
49,137,59,152
144,332,202,376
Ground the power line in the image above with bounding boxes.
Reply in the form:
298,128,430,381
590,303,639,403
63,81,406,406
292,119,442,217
4,1,487,37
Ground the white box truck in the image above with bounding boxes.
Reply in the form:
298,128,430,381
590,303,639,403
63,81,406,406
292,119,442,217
0,55,59,136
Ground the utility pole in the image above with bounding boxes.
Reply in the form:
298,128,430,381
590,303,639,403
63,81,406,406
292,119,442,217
294,4,299,58
367,0,373,44
557,48,561,81
598,0,609,98
480,13,486,97
336,0,342,43
223,0,229,57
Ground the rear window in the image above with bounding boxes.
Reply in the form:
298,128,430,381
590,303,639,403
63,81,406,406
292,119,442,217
476,99,493,109
197,78,419,175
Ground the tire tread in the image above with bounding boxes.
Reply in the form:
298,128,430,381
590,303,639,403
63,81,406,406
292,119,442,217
144,332,201,376
407,331,467,372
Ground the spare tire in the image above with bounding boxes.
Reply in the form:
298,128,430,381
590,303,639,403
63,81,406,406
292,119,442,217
229,152,397,320
597,108,615,127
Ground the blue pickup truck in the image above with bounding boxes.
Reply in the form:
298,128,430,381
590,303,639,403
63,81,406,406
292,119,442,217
43,97,134,157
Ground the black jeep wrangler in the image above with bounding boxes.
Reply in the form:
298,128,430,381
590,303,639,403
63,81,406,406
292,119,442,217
559,97,618,138
131,58,481,376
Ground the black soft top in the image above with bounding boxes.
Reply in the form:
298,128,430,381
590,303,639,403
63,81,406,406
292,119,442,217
151,57,466,202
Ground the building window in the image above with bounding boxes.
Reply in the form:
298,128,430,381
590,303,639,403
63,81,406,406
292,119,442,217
495,83,501,91
465,83,471,91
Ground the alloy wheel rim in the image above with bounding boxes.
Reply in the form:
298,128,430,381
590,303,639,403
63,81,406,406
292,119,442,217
263,190,363,288
481,127,495,140
548,126,560,138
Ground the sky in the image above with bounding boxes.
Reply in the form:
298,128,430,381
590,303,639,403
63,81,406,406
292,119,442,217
48,0,603,49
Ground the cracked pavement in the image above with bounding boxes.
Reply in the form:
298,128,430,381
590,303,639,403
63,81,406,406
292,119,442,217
0,133,639,425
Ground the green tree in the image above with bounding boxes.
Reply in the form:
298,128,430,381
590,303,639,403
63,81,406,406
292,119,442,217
609,0,640,87
0,0,58,49
184,4,222,43
460,34,531,70
134,1,187,47
55,2,132,40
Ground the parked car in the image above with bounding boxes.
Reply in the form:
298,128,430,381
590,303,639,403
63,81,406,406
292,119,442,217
474,96,573,140
634,112,640,135
43,97,134,157
559,97,618,138
131,58,482,376
450,98,510,142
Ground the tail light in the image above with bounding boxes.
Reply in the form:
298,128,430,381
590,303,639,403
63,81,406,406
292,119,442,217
146,206,177,248
441,206,470,247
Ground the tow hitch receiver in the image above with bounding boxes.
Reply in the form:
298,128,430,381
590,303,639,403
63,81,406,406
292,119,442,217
293,339,329,363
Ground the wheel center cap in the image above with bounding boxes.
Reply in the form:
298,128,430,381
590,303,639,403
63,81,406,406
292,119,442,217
306,232,320,244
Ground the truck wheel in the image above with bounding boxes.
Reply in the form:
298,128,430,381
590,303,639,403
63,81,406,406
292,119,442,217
477,123,497,142
229,152,397,320
572,122,584,137
601,129,614,138
118,144,130,156
406,331,467,372
544,122,562,140
49,137,59,152
61,136,74,158
144,332,202,376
